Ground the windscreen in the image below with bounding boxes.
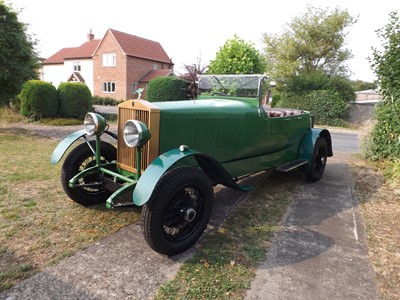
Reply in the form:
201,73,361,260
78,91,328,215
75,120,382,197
197,75,261,98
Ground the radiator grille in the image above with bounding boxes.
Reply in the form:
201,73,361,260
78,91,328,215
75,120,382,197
117,100,160,174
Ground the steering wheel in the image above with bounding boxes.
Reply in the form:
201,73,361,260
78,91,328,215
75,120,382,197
211,92,227,96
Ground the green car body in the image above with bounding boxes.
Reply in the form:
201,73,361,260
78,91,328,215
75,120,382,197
51,74,332,255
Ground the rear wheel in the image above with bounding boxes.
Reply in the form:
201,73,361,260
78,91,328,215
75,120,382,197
141,167,214,255
61,141,116,206
305,137,328,182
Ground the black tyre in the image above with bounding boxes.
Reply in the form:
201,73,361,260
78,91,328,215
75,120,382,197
141,167,214,255
305,137,328,182
61,141,117,206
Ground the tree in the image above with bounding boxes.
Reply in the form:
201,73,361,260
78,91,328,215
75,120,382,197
364,11,400,160
262,5,356,86
370,11,400,99
0,1,40,106
351,80,378,92
180,58,208,99
283,70,355,102
207,34,266,75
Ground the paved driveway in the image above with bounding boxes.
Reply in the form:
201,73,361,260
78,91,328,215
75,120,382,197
245,140,379,299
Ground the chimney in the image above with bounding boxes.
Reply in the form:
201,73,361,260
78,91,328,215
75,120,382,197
87,29,94,41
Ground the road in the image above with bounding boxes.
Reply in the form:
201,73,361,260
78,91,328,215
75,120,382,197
330,130,360,153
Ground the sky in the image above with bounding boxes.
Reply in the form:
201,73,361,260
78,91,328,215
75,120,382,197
8,0,400,82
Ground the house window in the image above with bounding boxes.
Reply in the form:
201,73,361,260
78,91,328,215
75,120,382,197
132,83,137,94
152,63,158,70
103,82,116,93
73,62,81,72
102,53,116,66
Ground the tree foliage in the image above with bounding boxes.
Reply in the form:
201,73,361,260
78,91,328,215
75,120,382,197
284,71,355,102
363,11,400,160
351,80,378,92
180,58,208,99
0,1,40,106
207,35,266,75
262,5,356,86
370,11,400,99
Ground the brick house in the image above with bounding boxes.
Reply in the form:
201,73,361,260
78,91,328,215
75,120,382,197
41,29,174,100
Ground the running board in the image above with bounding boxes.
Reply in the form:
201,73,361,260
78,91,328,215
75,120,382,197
276,159,308,172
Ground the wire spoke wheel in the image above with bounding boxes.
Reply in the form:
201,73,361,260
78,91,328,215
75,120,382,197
162,186,205,241
142,167,214,255
61,141,116,205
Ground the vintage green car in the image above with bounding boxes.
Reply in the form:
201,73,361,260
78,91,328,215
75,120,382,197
51,74,332,255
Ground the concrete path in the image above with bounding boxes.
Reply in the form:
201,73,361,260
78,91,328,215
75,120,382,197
245,152,380,299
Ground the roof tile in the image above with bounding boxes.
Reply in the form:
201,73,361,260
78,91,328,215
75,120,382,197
139,69,174,82
65,39,101,59
43,47,76,64
43,29,173,66
109,29,173,64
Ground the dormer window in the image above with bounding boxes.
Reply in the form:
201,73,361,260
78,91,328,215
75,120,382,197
102,53,116,66
73,62,81,72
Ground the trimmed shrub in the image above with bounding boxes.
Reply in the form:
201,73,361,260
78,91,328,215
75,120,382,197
146,76,189,102
58,82,92,119
280,90,348,126
305,90,348,126
92,95,120,106
20,80,58,118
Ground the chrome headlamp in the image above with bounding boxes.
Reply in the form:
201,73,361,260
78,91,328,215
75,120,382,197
123,120,151,147
84,113,107,136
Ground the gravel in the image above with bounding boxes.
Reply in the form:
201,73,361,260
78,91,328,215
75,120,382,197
1,122,118,141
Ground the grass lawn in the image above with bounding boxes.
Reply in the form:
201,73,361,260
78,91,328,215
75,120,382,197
0,128,141,292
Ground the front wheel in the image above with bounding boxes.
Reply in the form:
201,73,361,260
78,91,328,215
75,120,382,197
61,140,117,206
141,167,214,256
305,137,328,182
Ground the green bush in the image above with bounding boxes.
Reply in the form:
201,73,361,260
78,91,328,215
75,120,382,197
92,95,120,106
362,99,400,161
363,11,400,161
58,82,92,119
305,90,348,126
19,80,58,118
329,76,356,102
280,90,348,126
284,72,355,102
270,94,281,108
146,76,189,102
